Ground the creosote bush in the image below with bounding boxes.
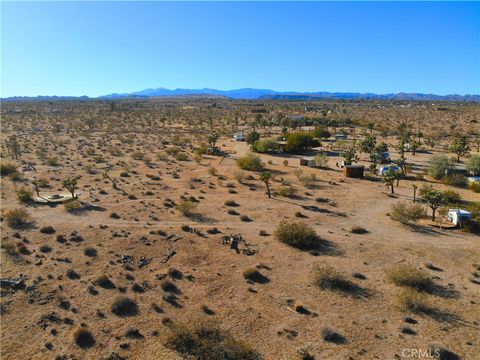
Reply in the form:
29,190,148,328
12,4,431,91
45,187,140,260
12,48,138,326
176,199,198,217
16,187,33,202
236,153,263,172
274,220,319,250
391,202,424,224
388,265,433,291
71,327,96,349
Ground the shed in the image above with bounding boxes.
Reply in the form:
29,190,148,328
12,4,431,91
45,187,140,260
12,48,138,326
300,157,315,167
344,165,364,178
447,209,472,226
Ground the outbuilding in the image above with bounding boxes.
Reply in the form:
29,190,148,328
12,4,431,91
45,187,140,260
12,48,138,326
344,164,364,178
300,157,316,167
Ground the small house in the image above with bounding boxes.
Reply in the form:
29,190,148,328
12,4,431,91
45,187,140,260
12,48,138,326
334,133,348,140
344,164,364,178
378,165,400,176
300,157,316,167
447,209,472,226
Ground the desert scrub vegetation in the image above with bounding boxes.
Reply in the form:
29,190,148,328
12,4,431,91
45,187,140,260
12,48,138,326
2,208,31,228
162,320,260,360
391,202,424,224
312,264,369,298
16,187,33,202
388,265,433,291
176,199,198,217
236,153,263,172
111,296,138,317
242,268,269,283
64,199,83,213
71,326,96,349
0,163,18,177
274,220,319,250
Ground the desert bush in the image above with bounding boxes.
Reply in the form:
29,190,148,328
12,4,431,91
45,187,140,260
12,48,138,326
71,327,96,349
47,156,59,166
3,208,31,228
442,190,461,204
428,155,450,179
64,199,82,213
276,185,297,198
162,320,259,360
175,152,189,161
224,200,238,207
131,151,145,160
350,226,367,234
314,153,328,167
312,265,349,291
240,215,251,222
274,220,319,249
233,170,245,184
242,268,267,283
177,199,198,217
0,163,18,177
443,174,467,188
16,187,33,202
466,154,480,176
236,153,263,172
397,288,429,313
391,202,424,224
40,226,56,234
470,181,480,193
111,296,138,316
285,132,320,154
94,275,116,289
251,138,278,153
388,265,432,291
462,219,480,234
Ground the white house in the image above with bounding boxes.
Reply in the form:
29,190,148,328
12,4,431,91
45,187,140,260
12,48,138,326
447,209,472,226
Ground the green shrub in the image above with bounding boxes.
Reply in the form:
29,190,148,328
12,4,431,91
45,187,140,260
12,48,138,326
3,208,31,228
17,187,33,203
274,220,319,249
276,185,297,198
285,132,320,154
443,174,467,188
251,138,278,153
47,156,59,166
236,153,263,172
314,153,328,167
388,265,432,291
442,190,461,204
312,265,351,292
175,152,189,161
428,155,450,179
466,154,480,176
391,202,424,224
470,181,480,193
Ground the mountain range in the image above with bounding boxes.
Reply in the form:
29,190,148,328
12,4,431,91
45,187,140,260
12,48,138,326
3,88,479,102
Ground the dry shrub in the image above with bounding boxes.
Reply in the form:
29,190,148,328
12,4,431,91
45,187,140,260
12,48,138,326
0,163,18,177
3,208,31,228
64,200,83,213
163,320,259,360
176,199,198,217
391,202,424,224
16,187,33,203
242,268,269,283
274,220,319,250
71,327,96,349
276,185,297,198
111,296,138,317
312,265,350,292
397,288,430,313
388,265,433,291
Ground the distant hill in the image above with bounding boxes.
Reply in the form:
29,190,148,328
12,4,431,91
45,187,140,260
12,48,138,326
2,88,479,102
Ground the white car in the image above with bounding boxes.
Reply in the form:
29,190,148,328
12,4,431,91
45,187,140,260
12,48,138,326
233,134,245,141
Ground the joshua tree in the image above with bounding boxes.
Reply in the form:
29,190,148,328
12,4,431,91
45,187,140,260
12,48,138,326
207,133,219,149
6,135,21,160
342,147,359,166
450,135,470,162
31,179,40,196
383,168,398,194
259,171,273,198
421,187,446,222
62,178,78,199
412,184,418,203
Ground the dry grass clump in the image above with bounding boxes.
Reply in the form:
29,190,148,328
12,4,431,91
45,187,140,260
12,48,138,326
397,288,430,313
2,208,31,228
0,163,18,177
274,220,319,250
350,226,367,234
388,265,433,291
94,275,116,289
111,296,138,316
312,265,350,291
71,326,96,349
162,320,259,360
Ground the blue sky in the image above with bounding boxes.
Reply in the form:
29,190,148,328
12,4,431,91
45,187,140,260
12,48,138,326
1,1,479,97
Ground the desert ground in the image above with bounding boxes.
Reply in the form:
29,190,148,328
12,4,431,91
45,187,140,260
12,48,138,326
1,98,479,360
